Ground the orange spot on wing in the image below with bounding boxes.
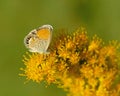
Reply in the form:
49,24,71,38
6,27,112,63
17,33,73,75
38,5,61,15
37,28,50,39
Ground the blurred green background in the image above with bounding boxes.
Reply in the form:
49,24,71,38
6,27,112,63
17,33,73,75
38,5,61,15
0,0,120,96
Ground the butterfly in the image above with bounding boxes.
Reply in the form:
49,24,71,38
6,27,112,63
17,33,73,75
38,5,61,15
24,24,53,54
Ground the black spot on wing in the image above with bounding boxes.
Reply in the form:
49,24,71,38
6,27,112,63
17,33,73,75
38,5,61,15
25,36,32,44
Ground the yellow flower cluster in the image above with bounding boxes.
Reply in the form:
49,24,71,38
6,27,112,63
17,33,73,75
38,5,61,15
20,27,120,96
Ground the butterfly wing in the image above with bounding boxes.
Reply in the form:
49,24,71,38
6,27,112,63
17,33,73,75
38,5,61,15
24,25,53,53
24,29,39,52
37,25,53,52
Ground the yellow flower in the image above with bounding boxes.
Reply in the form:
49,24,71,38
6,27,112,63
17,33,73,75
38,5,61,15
20,27,120,96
